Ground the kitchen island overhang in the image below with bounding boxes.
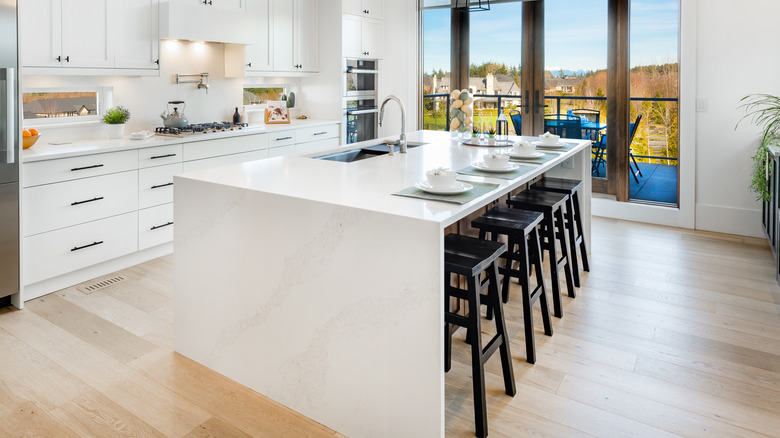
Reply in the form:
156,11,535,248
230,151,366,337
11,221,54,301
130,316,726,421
173,130,591,437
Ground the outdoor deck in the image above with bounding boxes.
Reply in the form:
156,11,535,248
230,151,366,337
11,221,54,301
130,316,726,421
593,161,678,204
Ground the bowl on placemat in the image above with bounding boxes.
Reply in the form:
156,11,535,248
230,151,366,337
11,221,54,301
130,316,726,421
23,135,40,149
483,153,510,169
426,167,457,188
539,131,560,146
512,141,537,156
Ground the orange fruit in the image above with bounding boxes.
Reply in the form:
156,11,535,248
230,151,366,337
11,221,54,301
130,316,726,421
22,130,31,138
29,128,38,136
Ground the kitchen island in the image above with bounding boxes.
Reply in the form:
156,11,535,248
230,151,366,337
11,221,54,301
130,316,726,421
173,130,591,437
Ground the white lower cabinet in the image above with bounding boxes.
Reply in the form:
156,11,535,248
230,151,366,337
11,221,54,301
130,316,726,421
139,163,181,209
23,171,139,237
24,212,138,285
139,203,174,250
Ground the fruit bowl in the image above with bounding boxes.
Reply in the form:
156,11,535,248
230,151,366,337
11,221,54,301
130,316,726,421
23,135,40,149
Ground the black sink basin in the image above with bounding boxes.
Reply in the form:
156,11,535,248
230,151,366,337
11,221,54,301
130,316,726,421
313,141,427,163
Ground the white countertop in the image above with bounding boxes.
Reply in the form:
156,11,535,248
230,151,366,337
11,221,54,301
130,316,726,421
21,119,340,163
176,130,590,227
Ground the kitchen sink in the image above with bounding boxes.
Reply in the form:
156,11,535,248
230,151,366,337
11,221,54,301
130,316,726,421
313,141,426,163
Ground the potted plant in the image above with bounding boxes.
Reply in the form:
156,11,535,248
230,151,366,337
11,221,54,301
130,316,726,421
103,106,130,139
738,95,780,201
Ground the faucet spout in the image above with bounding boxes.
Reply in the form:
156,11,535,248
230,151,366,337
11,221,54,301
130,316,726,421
378,95,407,153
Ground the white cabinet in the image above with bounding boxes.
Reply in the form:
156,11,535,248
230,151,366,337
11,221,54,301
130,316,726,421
343,15,383,59
115,0,160,69
20,0,114,68
343,0,383,19
272,0,319,73
245,0,272,72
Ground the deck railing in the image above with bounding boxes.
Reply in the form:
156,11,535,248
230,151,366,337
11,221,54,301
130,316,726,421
422,93,679,165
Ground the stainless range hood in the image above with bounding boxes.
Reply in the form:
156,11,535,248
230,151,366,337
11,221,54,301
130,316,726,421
159,1,254,44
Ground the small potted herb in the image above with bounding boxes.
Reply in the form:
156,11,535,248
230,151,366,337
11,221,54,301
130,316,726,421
103,106,131,139
472,124,479,138
487,126,496,138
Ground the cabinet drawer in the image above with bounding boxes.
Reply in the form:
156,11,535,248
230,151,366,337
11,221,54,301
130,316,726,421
23,171,139,237
297,124,339,143
139,144,183,168
23,212,138,285
183,134,268,161
268,144,296,158
23,149,138,187
139,204,174,250
139,163,182,209
296,138,339,155
268,130,296,148
181,150,268,173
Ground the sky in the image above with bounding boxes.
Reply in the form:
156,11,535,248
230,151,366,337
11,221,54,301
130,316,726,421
423,0,679,74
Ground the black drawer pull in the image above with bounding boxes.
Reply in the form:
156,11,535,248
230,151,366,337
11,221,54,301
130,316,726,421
71,241,103,252
275,136,293,141
151,182,174,189
150,221,174,231
71,196,104,206
71,164,104,171
313,131,328,135
151,153,176,159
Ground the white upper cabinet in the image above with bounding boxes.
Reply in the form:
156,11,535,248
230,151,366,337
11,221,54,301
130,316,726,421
21,0,160,73
342,15,383,59
115,0,160,69
343,0,383,20
272,0,319,73
21,0,114,68
174,0,245,10
245,0,272,72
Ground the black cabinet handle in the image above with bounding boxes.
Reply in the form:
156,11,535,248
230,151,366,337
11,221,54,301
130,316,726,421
151,182,174,189
56,55,61,62
71,241,103,252
71,196,104,206
247,62,252,67
155,59,159,65
71,164,104,172
313,131,327,136
151,153,176,159
275,136,293,141
150,221,174,231
364,9,369,13
65,56,70,62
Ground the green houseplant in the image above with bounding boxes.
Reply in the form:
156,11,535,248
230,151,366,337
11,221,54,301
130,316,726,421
102,106,130,139
738,95,780,201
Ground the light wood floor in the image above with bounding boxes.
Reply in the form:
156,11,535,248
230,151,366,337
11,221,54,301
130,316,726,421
1,217,779,437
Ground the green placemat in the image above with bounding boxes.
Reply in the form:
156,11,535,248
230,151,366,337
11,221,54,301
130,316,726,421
393,181,500,205
455,164,537,180
536,142,581,153
509,152,560,165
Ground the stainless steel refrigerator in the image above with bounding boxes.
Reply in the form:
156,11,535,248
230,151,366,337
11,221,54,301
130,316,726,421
0,0,19,302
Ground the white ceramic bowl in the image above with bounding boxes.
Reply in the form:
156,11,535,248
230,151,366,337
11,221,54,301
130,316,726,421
483,153,510,169
512,141,537,156
539,132,560,146
426,169,458,188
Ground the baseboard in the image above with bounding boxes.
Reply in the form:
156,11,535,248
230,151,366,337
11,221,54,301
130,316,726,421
22,243,173,302
695,203,763,238
592,197,684,228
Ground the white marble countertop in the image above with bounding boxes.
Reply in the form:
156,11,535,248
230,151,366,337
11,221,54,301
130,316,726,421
22,119,340,163
176,130,590,227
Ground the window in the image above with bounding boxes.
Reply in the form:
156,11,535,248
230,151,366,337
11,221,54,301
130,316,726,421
243,86,288,106
22,88,110,124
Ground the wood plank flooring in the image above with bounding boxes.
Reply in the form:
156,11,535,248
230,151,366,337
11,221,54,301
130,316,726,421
0,216,778,437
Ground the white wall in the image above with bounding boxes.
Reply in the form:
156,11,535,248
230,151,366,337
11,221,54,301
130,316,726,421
691,0,780,238
22,41,302,142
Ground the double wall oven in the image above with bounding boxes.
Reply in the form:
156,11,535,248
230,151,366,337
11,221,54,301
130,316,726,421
343,58,379,144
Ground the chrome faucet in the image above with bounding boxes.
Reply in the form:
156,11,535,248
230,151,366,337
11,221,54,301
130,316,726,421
379,95,407,153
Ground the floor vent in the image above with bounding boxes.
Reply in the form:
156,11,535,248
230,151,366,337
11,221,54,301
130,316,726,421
77,275,127,294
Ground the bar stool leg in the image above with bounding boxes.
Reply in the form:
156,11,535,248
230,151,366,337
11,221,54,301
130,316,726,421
444,273,453,373
531,227,553,337
467,275,488,438
564,196,581,287
554,207,576,299
543,214,563,318
487,260,516,396
572,191,590,272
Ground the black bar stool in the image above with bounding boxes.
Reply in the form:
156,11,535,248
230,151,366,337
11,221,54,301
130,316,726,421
444,233,516,438
507,190,575,318
532,177,590,287
472,206,553,364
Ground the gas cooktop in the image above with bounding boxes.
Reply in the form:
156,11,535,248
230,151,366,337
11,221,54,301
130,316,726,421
155,122,248,137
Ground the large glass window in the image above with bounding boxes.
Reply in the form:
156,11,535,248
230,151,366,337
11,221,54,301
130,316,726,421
629,0,680,205
422,8,451,131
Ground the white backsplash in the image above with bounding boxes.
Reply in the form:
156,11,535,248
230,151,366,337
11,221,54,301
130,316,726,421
22,41,302,142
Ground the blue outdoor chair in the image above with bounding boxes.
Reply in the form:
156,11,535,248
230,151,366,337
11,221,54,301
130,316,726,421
591,114,643,182
509,110,521,135
544,115,583,139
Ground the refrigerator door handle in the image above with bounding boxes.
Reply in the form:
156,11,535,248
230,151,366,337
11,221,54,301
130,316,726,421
4,68,13,164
